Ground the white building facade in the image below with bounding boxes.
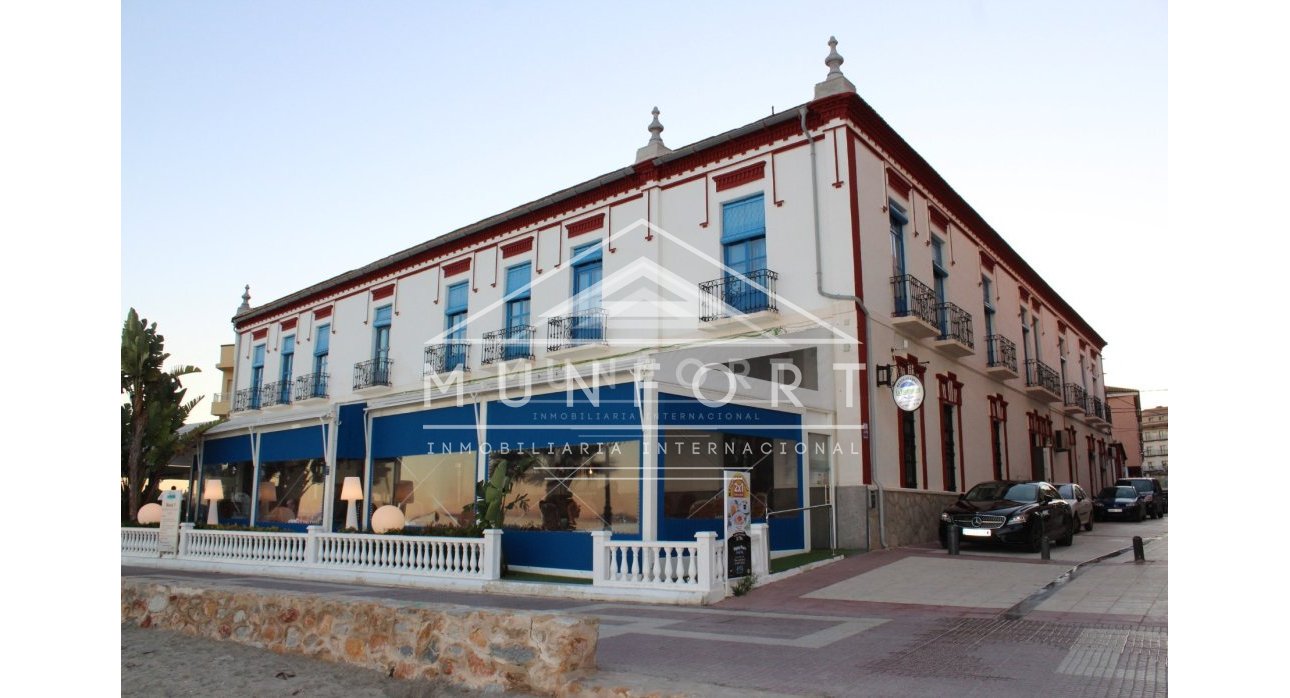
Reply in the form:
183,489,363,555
199,40,1115,571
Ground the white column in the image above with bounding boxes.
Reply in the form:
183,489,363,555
694,531,717,595
635,364,660,541
590,530,612,584
749,522,770,578
481,529,502,580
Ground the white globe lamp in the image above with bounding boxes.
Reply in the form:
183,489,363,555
137,503,163,525
370,505,406,534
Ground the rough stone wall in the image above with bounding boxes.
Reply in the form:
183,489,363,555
121,579,597,695
871,489,959,549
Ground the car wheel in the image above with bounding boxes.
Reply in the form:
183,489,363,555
1058,517,1075,546
1083,513,1093,532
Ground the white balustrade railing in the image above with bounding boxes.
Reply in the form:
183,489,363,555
120,524,502,582
121,528,159,557
183,528,309,564
313,529,500,579
592,531,725,598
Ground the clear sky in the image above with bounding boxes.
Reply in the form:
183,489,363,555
121,0,1167,421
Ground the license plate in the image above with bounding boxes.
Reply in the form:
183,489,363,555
961,528,990,537
1107,508,1122,513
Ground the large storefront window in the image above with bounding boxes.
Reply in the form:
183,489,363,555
255,458,326,527
662,431,797,522
493,441,641,535
203,460,252,525
370,451,477,529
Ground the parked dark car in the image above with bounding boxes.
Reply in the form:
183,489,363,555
1116,477,1167,518
1093,485,1147,522
940,480,1076,552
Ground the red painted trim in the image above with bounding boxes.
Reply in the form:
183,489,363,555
443,258,470,277
846,132,870,485
979,251,996,272
886,167,912,200
713,161,766,192
1019,287,1031,303
659,172,705,191
371,284,395,301
313,306,332,320
501,237,533,258
280,318,298,331
566,213,605,237
1057,321,1068,334
251,328,267,341
770,152,783,206
929,206,949,232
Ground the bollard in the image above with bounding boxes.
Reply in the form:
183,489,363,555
948,525,960,556
1133,535,1145,562
1040,534,1051,560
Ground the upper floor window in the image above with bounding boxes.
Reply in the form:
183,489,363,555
372,305,392,362
311,325,329,398
279,335,295,403
1020,308,1031,364
444,282,469,370
250,343,266,409
504,263,532,361
889,201,908,277
570,242,603,341
982,275,997,362
721,193,768,313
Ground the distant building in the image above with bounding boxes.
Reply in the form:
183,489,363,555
1106,386,1143,476
1140,406,1168,479
209,343,236,418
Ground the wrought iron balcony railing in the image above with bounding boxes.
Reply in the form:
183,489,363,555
232,387,259,412
424,341,471,375
699,268,778,322
482,326,535,365
353,358,393,390
936,302,974,348
547,308,607,351
1064,383,1088,411
260,380,292,407
294,372,328,401
985,335,1017,373
1024,359,1061,395
1090,396,1106,421
891,274,938,326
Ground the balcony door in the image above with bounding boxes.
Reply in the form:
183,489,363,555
571,243,602,342
721,194,767,314
445,282,468,370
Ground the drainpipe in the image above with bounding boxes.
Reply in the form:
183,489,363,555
800,107,885,550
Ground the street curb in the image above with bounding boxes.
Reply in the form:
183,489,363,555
1002,533,1166,619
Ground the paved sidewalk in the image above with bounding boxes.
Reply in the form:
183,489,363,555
123,518,1167,696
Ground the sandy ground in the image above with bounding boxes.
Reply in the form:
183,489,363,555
122,624,531,697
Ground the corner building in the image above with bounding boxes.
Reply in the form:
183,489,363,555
199,39,1115,573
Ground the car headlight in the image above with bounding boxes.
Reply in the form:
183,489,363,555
1007,513,1028,525
940,513,952,522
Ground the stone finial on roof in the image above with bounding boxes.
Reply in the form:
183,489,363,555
635,106,673,163
814,36,857,99
238,284,251,313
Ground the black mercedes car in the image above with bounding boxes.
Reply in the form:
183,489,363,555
939,480,1077,552
1093,485,1148,522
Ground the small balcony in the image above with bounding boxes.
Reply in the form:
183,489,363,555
424,342,471,376
931,302,974,357
482,326,535,365
260,380,292,408
231,387,259,412
1023,360,1062,402
890,274,939,338
1087,396,1108,426
211,392,230,417
984,335,1018,380
294,372,329,401
699,269,779,323
353,358,393,391
547,308,608,354
1063,383,1087,416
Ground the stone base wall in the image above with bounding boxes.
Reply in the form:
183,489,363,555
870,488,959,549
121,578,597,695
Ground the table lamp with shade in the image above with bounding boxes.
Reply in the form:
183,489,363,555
340,476,363,530
204,479,225,525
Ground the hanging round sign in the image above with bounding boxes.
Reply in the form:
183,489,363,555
892,374,925,412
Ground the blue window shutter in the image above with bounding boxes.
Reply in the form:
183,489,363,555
282,335,295,355
314,325,329,355
251,344,265,368
446,282,469,315
571,242,602,265
373,305,393,327
505,263,532,299
721,194,766,244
